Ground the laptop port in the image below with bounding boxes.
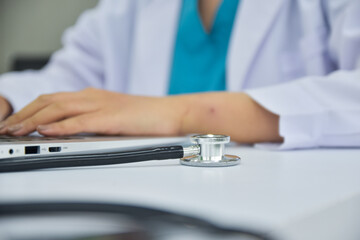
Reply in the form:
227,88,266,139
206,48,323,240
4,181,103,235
25,146,40,154
49,147,61,153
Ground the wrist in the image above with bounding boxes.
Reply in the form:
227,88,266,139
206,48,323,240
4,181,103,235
175,92,220,135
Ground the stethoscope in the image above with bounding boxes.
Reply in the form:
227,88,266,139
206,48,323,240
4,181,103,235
0,134,240,173
180,134,240,167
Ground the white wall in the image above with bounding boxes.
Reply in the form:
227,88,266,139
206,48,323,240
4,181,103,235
0,0,98,73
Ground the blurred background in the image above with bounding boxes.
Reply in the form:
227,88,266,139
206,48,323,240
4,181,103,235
0,0,98,74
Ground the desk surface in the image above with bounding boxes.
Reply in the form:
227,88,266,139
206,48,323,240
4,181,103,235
1,145,360,240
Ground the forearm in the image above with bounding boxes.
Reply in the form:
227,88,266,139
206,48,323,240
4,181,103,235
177,92,283,143
0,90,282,142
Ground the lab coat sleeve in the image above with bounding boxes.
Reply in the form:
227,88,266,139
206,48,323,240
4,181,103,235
245,1,360,150
0,1,105,113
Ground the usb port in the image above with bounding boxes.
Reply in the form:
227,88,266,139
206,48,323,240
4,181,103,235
25,146,40,154
49,147,61,153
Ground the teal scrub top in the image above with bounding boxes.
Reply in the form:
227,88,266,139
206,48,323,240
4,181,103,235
168,0,240,95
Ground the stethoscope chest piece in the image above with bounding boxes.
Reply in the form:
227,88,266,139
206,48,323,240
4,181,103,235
180,134,240,167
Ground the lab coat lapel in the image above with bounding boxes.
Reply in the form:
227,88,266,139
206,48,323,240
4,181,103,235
128,0,181,96
227,0,284,91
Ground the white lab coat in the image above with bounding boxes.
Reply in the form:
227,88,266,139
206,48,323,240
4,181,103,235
0,0,360,149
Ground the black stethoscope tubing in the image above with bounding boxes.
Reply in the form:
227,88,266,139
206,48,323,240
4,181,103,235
0,145,185,173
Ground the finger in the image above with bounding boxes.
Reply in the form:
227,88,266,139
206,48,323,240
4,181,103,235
0,97,12,120
0,97,13,134
4,92,79,128
0,121,7,135
37,112,113,136
7,99,98,136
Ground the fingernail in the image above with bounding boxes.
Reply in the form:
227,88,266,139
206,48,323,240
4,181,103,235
37,125,51,132
7,124,23,133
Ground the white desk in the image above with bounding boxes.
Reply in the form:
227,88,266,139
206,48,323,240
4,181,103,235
1,145,360,240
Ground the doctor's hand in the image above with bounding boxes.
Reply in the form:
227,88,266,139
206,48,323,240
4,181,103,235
0,88,185,137
0,88,282,143
0,96,12,121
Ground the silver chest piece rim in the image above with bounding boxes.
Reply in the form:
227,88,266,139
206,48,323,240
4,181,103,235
180,134,240,167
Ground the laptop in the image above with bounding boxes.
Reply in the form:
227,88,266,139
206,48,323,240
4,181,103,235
0,135,188,160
